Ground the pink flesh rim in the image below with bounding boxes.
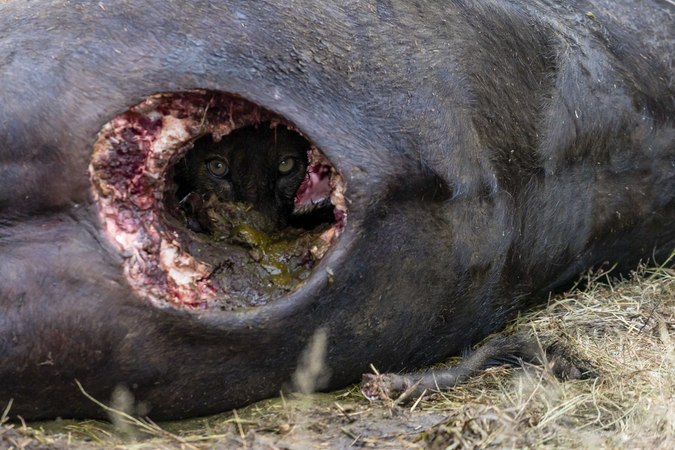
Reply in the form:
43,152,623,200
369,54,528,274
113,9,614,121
89,91,347,309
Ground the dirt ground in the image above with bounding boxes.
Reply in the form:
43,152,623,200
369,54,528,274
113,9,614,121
2,259,673,449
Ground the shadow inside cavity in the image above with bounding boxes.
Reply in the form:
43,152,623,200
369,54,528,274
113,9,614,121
164,121,339,310
171,122,335,235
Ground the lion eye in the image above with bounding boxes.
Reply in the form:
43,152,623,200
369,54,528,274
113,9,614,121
278,157,296,174
206,158,229,178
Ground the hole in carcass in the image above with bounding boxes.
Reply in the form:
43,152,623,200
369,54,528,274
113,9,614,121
89,91,346,310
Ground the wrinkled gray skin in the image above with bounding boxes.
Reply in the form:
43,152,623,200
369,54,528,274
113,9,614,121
0,0,673,420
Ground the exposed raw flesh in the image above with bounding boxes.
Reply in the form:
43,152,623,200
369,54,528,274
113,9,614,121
89,91,346,309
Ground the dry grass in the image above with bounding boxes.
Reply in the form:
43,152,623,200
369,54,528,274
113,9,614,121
421,259,675,449
2,257,673,449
